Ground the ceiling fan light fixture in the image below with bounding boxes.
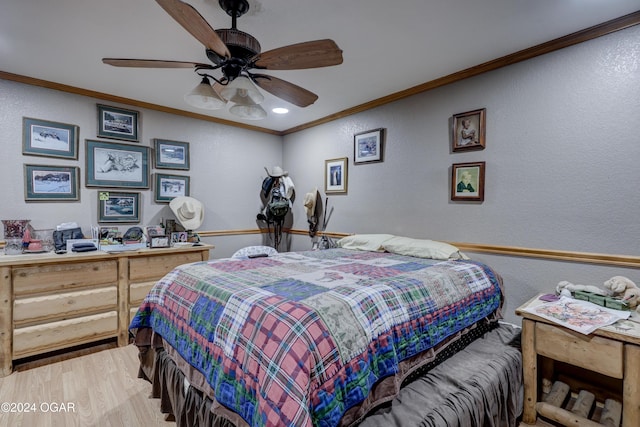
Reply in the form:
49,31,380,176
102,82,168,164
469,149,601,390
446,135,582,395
220,75,264,105
184,76,226,110
229,103,267,120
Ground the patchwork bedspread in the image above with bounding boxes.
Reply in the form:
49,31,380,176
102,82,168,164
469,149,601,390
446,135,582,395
130,248,503,427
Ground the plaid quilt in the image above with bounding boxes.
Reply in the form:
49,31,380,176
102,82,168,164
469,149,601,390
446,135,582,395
130,249,502,427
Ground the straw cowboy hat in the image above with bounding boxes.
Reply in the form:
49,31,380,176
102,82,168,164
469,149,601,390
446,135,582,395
170,196,204,230
304,188,319,217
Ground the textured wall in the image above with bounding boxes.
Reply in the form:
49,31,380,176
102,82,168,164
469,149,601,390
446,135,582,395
1,25,638,325
0,81,282,244
284,25,640,323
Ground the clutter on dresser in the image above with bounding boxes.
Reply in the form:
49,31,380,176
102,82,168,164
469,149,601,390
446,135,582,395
2,218,201,255
2,220,56,255
70,241,98,252
98,225,147,252
146,226,170,248
169,196,204,245
2,219,31,255
53,222,84,253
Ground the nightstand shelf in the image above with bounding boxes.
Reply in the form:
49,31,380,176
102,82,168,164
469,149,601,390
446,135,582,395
516,295,640,427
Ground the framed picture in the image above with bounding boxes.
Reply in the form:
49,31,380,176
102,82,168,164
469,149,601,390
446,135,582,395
451,161,485,202
171,231,188,244
24,164,79,201
146,226,166,238
99,226,120,242
154,139,190,170
97,104,139,142
452,108,486,152
85,140,150,188
325,157,348,194
149,235,171,248
354,128,384,164
22,117,79,159
155,173,190,203
98,191,140,223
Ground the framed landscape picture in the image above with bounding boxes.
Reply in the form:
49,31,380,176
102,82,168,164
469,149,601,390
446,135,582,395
325,157,348,194
24,164,79,201
354,128,384,164
451,161,485,201
97,104,139,142
154,139,190,170
98,191,140,223
22,117,79,159
452,108,486,152
85,140,150,188
155,173,190,203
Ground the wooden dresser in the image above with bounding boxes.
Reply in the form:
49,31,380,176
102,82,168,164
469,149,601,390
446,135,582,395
0,244,212,376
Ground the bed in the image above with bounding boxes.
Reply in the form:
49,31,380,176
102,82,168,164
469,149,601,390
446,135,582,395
130,235,522,427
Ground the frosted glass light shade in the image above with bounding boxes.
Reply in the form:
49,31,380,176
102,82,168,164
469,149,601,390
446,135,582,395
220,76,264,105
229,103,267,120
184,77,226,110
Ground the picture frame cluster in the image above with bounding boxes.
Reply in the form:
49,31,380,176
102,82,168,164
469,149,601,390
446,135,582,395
21,103,193,225
450,108,486,202
324,110,486,202
21,103,487,229
322,128,385,195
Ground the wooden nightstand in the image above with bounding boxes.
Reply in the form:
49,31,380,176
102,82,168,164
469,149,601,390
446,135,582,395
516,295,640,427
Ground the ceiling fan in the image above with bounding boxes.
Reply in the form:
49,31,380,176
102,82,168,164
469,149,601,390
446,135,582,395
102,0,343,119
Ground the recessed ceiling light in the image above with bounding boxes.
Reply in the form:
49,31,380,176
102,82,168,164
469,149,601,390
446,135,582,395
272,107,289,114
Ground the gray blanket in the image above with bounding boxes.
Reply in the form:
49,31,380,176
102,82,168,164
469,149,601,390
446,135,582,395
359,323,523,427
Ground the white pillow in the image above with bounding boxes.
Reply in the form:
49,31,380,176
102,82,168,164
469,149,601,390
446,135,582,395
382,236,464,260
336,234,395,252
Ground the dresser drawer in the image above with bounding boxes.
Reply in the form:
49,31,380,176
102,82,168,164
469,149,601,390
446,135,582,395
13,311,118,359
13,260,118,296
130,281,155,305
535,322,624,378
14,287,117,327
129,252,202,282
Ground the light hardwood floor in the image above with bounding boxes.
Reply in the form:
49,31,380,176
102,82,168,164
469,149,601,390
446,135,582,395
0,344,175,427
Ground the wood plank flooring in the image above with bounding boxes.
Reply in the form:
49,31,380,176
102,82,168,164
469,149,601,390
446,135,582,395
0,344,174,427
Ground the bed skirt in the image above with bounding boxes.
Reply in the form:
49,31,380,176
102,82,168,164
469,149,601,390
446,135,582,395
135,322,522,427
360,322,523,427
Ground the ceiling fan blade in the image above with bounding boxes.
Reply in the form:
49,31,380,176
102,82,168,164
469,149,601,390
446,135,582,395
253,74,318,107
102,58,211,69
253,39,343,70
155,0,230,59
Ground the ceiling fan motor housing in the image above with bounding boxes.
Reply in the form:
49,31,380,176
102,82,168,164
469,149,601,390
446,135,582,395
219,0,249,18
215,28,261,60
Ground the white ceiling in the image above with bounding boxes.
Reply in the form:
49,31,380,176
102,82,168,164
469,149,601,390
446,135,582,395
1,0,638,133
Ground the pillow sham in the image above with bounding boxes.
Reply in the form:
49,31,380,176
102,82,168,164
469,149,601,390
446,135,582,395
382,236,465,260
336,234,395,252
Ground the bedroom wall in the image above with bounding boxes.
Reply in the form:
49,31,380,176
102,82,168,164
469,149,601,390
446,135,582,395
283,25,640,324
0,80,283,256
1,25,638,325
